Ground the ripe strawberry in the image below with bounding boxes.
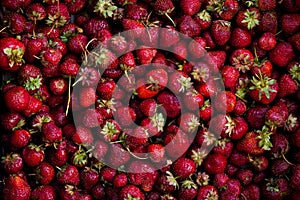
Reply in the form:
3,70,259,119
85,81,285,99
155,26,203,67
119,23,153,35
153,0,176,26
45,3,70,28
269,42,295,67
125,4,148,21
148,143,165,163
229,48,254,73
258,0,276,11
258,32,277,51
203,153,227,174
178,180,198,200
249,72,278,104
113,172,128,188
0,37,25,71
213,138,234,157
57,164,80,185
30,185,56,200
230,27,252,48
221,65,240,89
172,158,196,180
155,171,179,193
26,3,46,22
183,90,204,111
157,90,181,118
2,153,23,174
41,121,63,143
194,10,212,31
257,12,278,33
277,74,298,98
119,185,145,200
80,167,99,190
10,129,31,149
214,91,236,113
241,184,261,200
180,0,201,16
159,26,180,48
107,143,131,167
40,47,62,68
47,140,68,167
22,143,45,167
2,0,31,11
84,18,110,37
3,174,31,200
265,104,289,128
79,87,97,107
236,169,253,186
270,133,289,159
262,178,290,199
281,14,300,35
35,162,55,185
236,8,260,30
270,159,290,176
3,13,26,34
97,79,116,100
211,20,231,46
197,185,219,200
230,150,251,167
213,173,229,188
178,15,201,38
290,165,300,190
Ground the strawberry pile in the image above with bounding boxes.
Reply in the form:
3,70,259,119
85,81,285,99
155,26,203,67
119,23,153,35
0,0,300,199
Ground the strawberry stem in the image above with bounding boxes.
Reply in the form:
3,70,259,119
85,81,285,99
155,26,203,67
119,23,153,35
65,76,72,116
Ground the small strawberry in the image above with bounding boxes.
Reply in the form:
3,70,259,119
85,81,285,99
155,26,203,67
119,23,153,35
79,87,97,107
197,185,219,200
3,175,31,200
172,158,196,180
194,10,212,31
211,20,231,46
10,129,31,149
180,0,201,16
229,48,254,73
22,143,45,167
2,153,23,174
0,37,25,71
178,15,201,38
249,71,278,104
178,180,198,200
119,185,145,200
230,27,252,48
113,172,128,188
236,8,260,30
277,74,298,98
30,185,56,200
269,42,295,67
157,90,181,118
41,121,63,143
35,162,55,185
80,167,99,190
204,153,227,174
156,171,179,193
57,164,80,186
153,0,176,26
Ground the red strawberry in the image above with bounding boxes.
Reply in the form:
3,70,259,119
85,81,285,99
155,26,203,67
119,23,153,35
180,0,201,16
148,143,165,163
3,13,26,34
119,185,145,200
48,141,68,167
197,185,219,200
45,3,70,28
57,164,80,185
2,0,31,11
241,184,261,200
269,42,295,67
35,162,55,185
203,153,227,174
156,171,179,193
229,48,254,73
79,87,97,107
125,4,148,21
113,172,128,188
30,185,56,200
236,169,253,186
3,175,31,200
10,129,31,149
100,166,117,183
22,144,45,167
80,167,99,190
178,15,201,38
40,47,62,68
157,90,181,118
236,8,260,30
26,3,46,22
41,121,63,143
257,12,278,33
153,0,176,26
214,91,236,113
97,79,116,100
258,0,276,11
178,180,198,200
249,72,278,104
211,20,231,46
258,32,277,51
0,37,25,71
277,74,298,98
160,26,180,48
230,27,252,48
290,165,300,190
84,18,110,37
2,153,23,174
107,143,131,167
281,14,300,35
194,10,212,31
122,19,145,38
172,158,196,180
262,178,290,199
114,106,136,127
91,184,105,199
221,65,240,89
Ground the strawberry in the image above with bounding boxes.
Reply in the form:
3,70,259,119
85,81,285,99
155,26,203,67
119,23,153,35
236,169,253,186
290,165,300,190
270,159,290,176
125,4,148,21
178,180,198,200
148,143,165,163
57,164,80,185
249,72,278,104
281,14,300,35
277,74,298,98
194,10,212,31
107,143,131,167
172,158,196,180
180,0,201,16
257,12,278,34
3,13,26,34
97,79,116,100
230,27,252,48
230,150,251,167
47,141,68,166
79,87,97,107
159,26,180,48
153,0,176,26
45,3,70,28
270,133,289,159
119,185,145,200
113,172,128,188
262,178,290,199
72,126,93,145
0,37,25,71
258,0,276,11
156,171,179,193
229,48,254,73
265,104,289,128
26,3,47,22
269,42,295,67
35,162,55,185
197,185,219,200
66,0,86,14
236,8,260,30
157,90,181,118
258,32,277,51
2,0,31,11
91,184,105,199
213,173,229,188
214,91,236,113
22,143,45,167
84,18,110,37
223,115,248,140
2,153,23,174
183,90,204,111
3,174,31,200
178,15,201,38
203,153,227,174
30,185,56,200
41,121,63,143
80,167,99,190
210,20,231,46
241,184,261,200
221,65,240,89
10,129,31,149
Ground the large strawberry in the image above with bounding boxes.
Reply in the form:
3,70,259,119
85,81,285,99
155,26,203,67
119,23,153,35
3,175,31,200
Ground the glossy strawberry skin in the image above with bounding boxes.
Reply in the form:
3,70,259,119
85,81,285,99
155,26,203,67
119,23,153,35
3,175,31,200
4,86,30,112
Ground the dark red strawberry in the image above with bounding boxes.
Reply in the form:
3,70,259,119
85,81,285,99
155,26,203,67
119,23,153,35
72,126,93,145
2,0,31,11
229,48,254,73
3,174,31,200
119,185,145,200
113,172,128,188
2,153,23,174
180,0,201,16
230,27,252,48
26,3,46,22
40,47,62,68
79,87,97,107
178,180,198,200
147,143,165,163
156,171,179,193
172,157,196,180
0,37,25,71
281,14,300,35
262,178,290,199
211,20,231,46
153,0,176,26
45,3,70,28
107,143,131,167
41,121,62,143
48,141,68,166
80,167,99,190
57,164,80,185
257,11,278,33
178,15,201,38
204,153,227,174
236,8,260,30
35,162,55,185
91,184,105,199
277,74,298,98
84,18,110,37
249,72,278,104
22,143,45,167
157,90,181,118
3,13,26,34
194,10,212,31
197,185,219,200
236,169,253,186
10,129,31,149
269,42,295,67
30,185,56,200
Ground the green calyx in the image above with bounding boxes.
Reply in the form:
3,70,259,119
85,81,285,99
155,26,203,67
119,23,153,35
289,64,300,86
24,76,42,91
94,0,118,18
249,71,277,100
256,125,273,151
241,9,260,30
3,47,25,67
197,10,211,21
